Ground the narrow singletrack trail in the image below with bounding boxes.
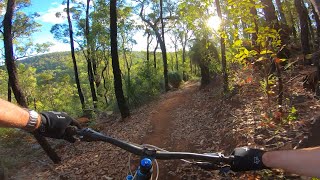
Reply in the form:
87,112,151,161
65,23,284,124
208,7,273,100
142,82,198,179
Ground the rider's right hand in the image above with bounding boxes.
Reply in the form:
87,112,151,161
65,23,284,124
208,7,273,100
36,111,81,143
230,147,269,172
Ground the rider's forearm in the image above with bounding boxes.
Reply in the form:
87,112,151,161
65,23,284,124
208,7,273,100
0,98,41,130
262,147,320,178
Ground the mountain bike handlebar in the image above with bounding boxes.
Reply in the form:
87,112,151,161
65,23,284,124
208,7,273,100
69,127,234,166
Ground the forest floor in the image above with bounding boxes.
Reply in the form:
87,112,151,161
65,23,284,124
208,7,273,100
2,64,320,179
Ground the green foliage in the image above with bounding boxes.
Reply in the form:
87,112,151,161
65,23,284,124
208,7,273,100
259,74,277,95
287,106,298,122
189,38,220,72
123,63,162,108
168,71,182,88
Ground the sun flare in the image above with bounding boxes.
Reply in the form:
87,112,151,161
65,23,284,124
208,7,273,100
207,16,221,31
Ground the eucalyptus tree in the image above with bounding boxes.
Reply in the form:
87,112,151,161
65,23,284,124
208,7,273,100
275,0,287,25
295,0,311,55
215,0,228,92
110,0,130,118
145,27,153,72
2,0,60,163
118,5,137,103
138,0,176,91
50,0,86,111
177,0,211,81
92,0,112,105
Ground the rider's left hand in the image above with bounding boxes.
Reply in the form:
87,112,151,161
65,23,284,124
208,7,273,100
36,111,81,143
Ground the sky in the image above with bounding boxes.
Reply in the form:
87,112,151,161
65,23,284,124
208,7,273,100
0,0,220,61
25,0,71,52
22,0,149,53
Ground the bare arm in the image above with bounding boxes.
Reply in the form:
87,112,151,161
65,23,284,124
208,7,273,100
263,147,320,178
0,98,41,129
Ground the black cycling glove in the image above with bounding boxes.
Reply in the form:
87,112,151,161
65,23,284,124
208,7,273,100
230,147,269,172
37,111,80,143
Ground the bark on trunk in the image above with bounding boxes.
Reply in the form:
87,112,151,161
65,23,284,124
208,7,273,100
262,0,288,45
250,3,259,47
110,0,130,118
67,0,85,110
3,0,60,164
311,0,320,16
295,0,311,55
147,32,151,66
285,0,297,38
7,80,11,102
85,0,98,109
216,0,228,92
275,0,287,25
154,39,158,69
160,0,169,91
182,44,186,80
312,4,320,47
199,63,210,88
307,12,315,49
175,45,178,71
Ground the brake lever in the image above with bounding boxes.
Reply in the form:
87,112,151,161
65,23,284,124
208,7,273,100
75,128,108,142
192,152,232,171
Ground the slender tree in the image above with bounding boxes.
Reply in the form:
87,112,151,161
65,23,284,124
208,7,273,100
262,0,289,44
66,0,85,111
311,0,320,16
216,0,228,92
250,1,259,47
154,38,159,69
140,2,169,91
160,0,169,91
3,0,60,163
295,0,311,55
311,4,320,46
84,0,98,109
146,29,152,69
7,81,11,102
110,0,130,118
275,0,287,25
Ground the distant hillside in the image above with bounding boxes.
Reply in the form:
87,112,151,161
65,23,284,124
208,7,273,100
19,51,71,73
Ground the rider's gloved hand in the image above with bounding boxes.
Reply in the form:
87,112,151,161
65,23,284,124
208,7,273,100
230,147,269,172
37,111,81,143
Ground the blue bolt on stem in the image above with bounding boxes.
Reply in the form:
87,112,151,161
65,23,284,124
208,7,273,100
140,158,152,168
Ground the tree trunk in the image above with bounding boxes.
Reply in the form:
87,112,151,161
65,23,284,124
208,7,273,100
7,81,11,102
310,0,320,97
262,0,289,44
216,0,228,93
275,60,283,112
110,0,130,118
295,0,311,55
307,7,315,50
147,32,151,66
85,0,98,109
275,0,287,25
250,4,259,47
175,46,178,71
311,0,320,16
67,0,85,111
312,4,320,47
160,0,169,91
199,63,210,87
3,0,60,164
146,31,152,76
285,0,297,38
182,44,187,80
154,39,158,69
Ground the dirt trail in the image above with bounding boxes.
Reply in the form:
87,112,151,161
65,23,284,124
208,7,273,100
142,82,198,179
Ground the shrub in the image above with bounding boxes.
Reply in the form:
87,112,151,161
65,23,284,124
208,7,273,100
168,71,182,88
